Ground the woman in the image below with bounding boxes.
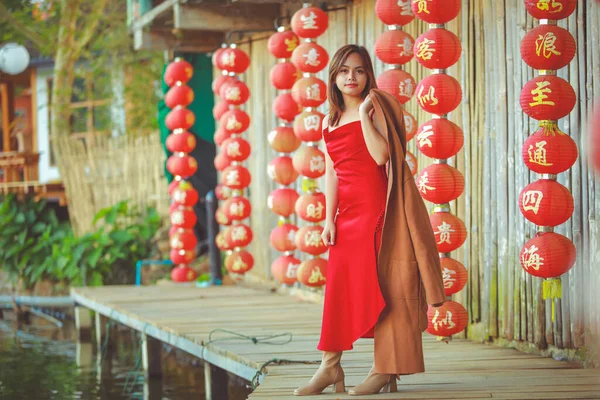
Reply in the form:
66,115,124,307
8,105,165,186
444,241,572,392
294,45,446,396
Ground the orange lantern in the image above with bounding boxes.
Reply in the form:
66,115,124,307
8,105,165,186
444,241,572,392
296,192,326,223
166,106,195,130
268,156,299,186
430,211,467,253
273,92,302,122
521,25,576,71
295,225,327,255
426,300,468,337
166,131,196,153
171,265,197,282
297,257,328,287
412,0,461,24
519,179,574,227
291,76,327,108
270,62,301,90
165,84,194,108
376,69,416,105
214,151,231,172
522,123,578,174
416,118,464,159
268,188,300,217
170,206,197,229
167,154,198,178
405,151,418,176
215,184,231,201
414,28,461,70
224,224,253,248
404,110,418,141
215,206,231,226
524,0,576,20
224,137,251,162
170,229,197,251
291,6,328,39
268,126,302,153
219,47,250,74
270,223,299,252
172,181,199,206
268,30,300,58
213,101,230,121
225,250,254,274
170,248,195,265
441,257,468,296
164,59,193,86
520,232,576,278
271,255,301,285
294,110,324,142
292,146,326,179
291,42,329,73
374,30,415,65
220,109,251,135
520,75,576,121
375,0,415,26
212,74,235,95
223,196,252,221
219,79,250,106
221,165,251,190
416,163,465,204
416,74,462,116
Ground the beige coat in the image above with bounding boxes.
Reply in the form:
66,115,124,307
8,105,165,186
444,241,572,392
370,89,446,375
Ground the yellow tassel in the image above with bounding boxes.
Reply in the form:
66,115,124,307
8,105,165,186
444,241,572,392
302,177,317,193
542,278,562,322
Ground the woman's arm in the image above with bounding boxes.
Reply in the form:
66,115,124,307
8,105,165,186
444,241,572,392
321,115,339,246
359,95,389,166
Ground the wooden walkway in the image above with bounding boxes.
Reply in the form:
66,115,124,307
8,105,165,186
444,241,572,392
71,284,600,400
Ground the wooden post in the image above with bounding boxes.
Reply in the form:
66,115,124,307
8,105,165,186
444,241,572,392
204,362,228,400
141,332,162,378
76,341,93,367
74,305,92,341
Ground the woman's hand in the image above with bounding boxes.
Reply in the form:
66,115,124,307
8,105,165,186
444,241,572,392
321,220,336,246
359,94,374,116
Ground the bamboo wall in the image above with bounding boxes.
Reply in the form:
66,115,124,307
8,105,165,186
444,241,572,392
225,0,600,354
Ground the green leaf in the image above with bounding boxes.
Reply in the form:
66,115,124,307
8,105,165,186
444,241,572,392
109,230,134,244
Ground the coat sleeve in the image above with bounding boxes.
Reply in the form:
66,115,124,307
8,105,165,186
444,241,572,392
402,175,446,306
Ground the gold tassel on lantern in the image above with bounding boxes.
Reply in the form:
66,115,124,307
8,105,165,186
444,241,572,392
542,278,562,322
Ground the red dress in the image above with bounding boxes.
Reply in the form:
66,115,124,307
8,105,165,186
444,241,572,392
318,120,388,351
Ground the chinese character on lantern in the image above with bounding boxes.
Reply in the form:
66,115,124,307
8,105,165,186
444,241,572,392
397,0,412,15
417,172,435,193
227,141,242,157
522,190,544,214
306,84,322,101
310,155,325,172
308,267,326,284
529,81,555,107
232,256,248,272
301,11,318,30
306,202,324,219
414,0,431,14
230,202,245,217
226,170,241,186
305,230,322,247
304,115,320,131
286,37,299,52
399,79,415,98
227,116,242,131
432,309,457,332
303,48,321,67
435,221,456,245
231,226,248,242
536,0,563,13
417,125,434,148
442,267,457,289
521,244,544,271
528,141,553,166
417,85,439,107
286,262,299,278
222,52,236,67
225,87,241,102
399,37,414,57
535,32,561,58
416,38,435,60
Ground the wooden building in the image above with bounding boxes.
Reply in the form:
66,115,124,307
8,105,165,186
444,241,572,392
130,0,600,361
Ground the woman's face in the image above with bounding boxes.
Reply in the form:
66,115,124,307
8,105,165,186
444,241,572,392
335,52,367,98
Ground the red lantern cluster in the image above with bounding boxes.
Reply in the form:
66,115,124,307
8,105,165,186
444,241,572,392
414,3,468,339
519,2,578,319
164,58,199,283
213,44,254,276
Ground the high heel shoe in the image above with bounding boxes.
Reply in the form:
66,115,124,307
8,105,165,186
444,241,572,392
293,351,345,396
348,367,399,396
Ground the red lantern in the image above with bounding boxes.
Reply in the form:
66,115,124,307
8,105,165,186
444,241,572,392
294,110,324,142
213,127,230,147
375,0,415,26
297,257,327,287
292,146,326,179
170,229,197,251
166,106,195,130
223,197,252,221
212,74,236,95
168,180,179,196
164,59,193,86
219,79,250,106
268,156,299,186
426,301,468,337
524,0,576,20
404,110,418,141
214,151,231,172
270,62,301,90
416,163,464,204
221,165,251,190
166,131,196,153
520,75,576,121
224,137,251,162
268,30,300,58
374,30,415,65
224,224,253,248
412,0,461,24
172,181,198,206
219,47,250,74
225,250,254,274
215,207,231,226
212,47,226,67
414,28,461,69
270,224,299,252
165,84,194,108
441,257,467,296
405,151,418,176
268,126,302,153
296,192,326,222
215,184,231,201
430,211,467,253
520,232,576,278
220,109,251,134
291,42,329,73
295,225,327,255
522,124,578,174
215,231,232,251
376,69,416,105
521,25,576,71
273,93,302,122
416,118,464,159
271,255,301,285
292,76,327,108
171,206,197,229
171,265,197,282
519,179,574,227
170,248,195,264
291,6,328,39
167,154,198,178
268,188,300,217
416,74,462,115
213,101,230,121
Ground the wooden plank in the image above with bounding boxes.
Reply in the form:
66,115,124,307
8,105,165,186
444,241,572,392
176,3,280,32
130,0,177,31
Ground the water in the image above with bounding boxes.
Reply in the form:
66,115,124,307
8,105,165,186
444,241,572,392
0,310,252,400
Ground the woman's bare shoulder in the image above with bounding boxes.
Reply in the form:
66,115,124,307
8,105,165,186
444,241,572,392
322,114,329,130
